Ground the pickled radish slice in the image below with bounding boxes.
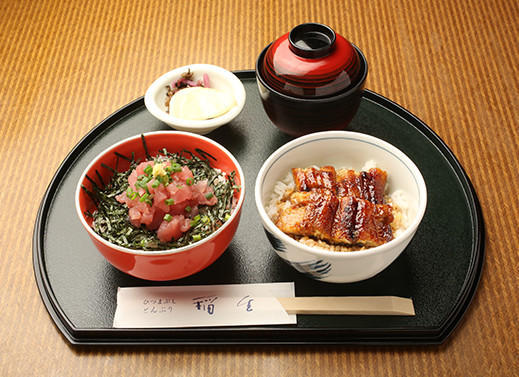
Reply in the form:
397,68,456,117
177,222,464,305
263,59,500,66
171,87,235,120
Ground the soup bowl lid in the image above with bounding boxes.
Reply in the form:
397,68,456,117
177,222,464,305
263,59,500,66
260,23,364,98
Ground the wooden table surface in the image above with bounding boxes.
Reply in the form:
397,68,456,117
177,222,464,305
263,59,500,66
1,0,518,375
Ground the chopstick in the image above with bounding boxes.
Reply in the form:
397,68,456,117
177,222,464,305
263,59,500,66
277,296,415,316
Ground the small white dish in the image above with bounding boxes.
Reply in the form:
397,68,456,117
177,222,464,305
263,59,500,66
144,64,246,135
255,131,427,283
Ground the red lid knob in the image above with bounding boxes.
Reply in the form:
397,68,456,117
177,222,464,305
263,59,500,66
261,23,362,98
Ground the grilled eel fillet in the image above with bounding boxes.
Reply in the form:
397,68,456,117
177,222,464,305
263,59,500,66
277,166,393,247
276,190,394,247
293,166,387,204
292,166,337,192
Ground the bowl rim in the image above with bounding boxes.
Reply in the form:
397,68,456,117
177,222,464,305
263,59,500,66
255,43,368,102
254,130,427,259
75,131,245,256
144,64,246,130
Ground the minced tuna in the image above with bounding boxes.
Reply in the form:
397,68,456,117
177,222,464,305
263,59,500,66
116,160,217,242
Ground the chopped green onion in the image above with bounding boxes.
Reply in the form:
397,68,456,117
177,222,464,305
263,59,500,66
158,175,170,186
136,178,149,189
144,165,153,175
192,234,201,242
202,215,210,224
163,214,173,222
204,192,213,199
171,163,182,173
186,177,194,186
126,187,133,196
190,215,201,227
165,198,175,205
151,179,160,188
185,206,192,213
139,193,149,203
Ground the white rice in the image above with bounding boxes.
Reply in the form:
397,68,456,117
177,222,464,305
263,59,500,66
361,159,377,171
389,189,410,237
266,163,411,246
266,171,294,221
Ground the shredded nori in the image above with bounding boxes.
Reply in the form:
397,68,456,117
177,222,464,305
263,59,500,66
83,141,239,251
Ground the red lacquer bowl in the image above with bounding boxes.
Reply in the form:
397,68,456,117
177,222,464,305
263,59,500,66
256,23,368,136
75,131,245,281
261,23,363,98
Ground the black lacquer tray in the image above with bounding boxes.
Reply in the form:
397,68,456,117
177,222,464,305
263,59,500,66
33,71,484,345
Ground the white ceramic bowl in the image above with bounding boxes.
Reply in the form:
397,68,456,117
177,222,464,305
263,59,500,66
144,64,246,135
255,131,427,283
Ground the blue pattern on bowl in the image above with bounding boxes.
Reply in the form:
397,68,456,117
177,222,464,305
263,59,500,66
263,228,286,252
289,259,332,279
